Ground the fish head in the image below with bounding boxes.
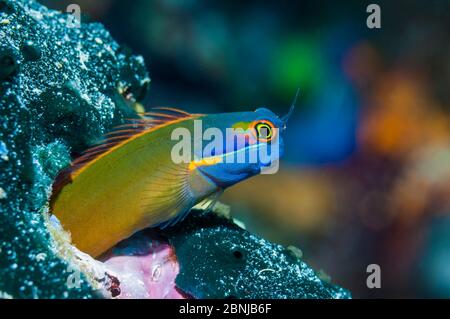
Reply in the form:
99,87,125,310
191,107,290,189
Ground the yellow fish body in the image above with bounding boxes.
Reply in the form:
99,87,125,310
50,107,288,257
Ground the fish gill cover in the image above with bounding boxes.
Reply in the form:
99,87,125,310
0,0,350,299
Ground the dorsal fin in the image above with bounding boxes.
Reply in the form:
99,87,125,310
50,107,197,210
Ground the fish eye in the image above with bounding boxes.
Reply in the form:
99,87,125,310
252,120,275,142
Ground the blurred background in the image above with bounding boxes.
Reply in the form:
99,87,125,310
42,0,450,298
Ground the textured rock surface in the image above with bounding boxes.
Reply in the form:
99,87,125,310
0,0,149,298
0,0,350,299
163,210,350,299
97,210,350,299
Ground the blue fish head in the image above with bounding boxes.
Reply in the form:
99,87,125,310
194,107,289,188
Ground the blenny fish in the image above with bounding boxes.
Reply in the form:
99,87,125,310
50,97,296,257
